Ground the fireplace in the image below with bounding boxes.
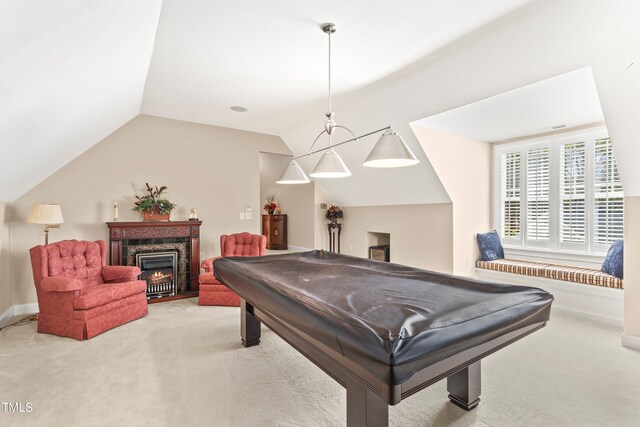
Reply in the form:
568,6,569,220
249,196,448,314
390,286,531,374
106,220,202,303
136,252,178,299
369,245,390,262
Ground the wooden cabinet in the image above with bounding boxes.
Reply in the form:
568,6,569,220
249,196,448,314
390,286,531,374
262,214,288,250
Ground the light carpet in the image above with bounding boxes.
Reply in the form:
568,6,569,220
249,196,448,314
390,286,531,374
0,299,639,426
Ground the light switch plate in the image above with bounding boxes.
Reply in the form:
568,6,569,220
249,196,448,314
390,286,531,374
245,204,252,212
245,212,252,220
239,212,245,220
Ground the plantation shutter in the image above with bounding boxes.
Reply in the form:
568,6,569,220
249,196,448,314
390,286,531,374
594,138,624,244
500,151,521,240
526,147,550,241
559,142,586,243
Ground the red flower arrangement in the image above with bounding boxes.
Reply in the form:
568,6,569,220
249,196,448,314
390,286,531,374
264,195,278,215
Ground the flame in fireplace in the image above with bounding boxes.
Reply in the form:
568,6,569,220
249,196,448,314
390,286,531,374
148,270,173,285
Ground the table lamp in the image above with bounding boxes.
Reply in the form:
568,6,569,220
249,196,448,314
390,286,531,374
28,204,64,245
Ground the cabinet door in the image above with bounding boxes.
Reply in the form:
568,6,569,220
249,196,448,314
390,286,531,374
270,219,284,246
262,215,287,249
261,215,269,238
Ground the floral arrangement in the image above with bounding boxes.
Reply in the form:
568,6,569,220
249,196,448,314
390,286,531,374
264,195,278,215
132,183,177,215
325,205,343,223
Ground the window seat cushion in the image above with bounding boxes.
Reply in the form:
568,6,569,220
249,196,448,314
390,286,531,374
476,258,623,289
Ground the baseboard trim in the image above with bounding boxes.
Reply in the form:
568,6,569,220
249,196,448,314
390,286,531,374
0,306,13,328
622,333,640,351
0,303,39,328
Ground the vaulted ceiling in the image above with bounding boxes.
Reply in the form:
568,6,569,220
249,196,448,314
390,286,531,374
0,0,534,201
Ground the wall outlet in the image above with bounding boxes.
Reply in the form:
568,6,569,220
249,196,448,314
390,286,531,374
245,212,252,220
239,212,245,220
350,244,353,252
200,252,205,261
320,203,328,209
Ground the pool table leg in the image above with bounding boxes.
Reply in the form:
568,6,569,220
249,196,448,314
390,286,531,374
241,299,261,347
447,360,481,410
346,375,388,427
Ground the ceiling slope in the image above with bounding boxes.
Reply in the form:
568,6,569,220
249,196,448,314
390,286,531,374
0,0,162,201
414,67,604,143
141,0,533,136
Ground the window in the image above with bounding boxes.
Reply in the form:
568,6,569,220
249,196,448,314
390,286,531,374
494,128,623,255
526,147,550,243
559,142,586,245
593,138,624,246
500,152,521,240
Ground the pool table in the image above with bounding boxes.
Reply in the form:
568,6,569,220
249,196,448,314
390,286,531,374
214,250,553,427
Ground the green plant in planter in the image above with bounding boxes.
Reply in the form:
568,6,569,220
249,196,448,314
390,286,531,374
132,183,177,215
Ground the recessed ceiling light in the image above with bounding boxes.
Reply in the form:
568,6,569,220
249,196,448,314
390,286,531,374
230,106,248,112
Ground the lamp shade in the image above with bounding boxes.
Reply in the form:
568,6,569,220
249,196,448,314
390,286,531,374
309,149,352,178
276,161,310,184
27,204,64,225
362,130,419,168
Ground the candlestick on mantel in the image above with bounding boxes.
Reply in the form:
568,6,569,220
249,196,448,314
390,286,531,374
113,202,119,222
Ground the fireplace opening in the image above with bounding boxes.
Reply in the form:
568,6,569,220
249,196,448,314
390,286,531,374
369,245,390,262
136,252,178,299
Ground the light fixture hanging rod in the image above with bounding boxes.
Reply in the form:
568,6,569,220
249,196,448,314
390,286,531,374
291,125,392,161
324,23,335,114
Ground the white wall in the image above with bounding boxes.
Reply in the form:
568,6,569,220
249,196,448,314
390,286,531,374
259,152,315,248
335,204,453,273
624,197,640,337
0,201,11,315
314,184,332,251
9,115,290,306
413,126,491,277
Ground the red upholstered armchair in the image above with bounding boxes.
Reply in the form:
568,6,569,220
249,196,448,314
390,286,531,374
199,232,267,306
29,240,148,340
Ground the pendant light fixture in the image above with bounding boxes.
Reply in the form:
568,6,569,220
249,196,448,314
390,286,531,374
307,23,351,179
276,23,419,184
362,129,419,168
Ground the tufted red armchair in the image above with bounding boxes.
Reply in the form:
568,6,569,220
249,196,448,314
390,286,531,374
199,233,267,306
29,240,148,340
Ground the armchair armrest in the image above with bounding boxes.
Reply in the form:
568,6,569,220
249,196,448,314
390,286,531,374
102,265,141,283
40,276,84,292
201,257,222,273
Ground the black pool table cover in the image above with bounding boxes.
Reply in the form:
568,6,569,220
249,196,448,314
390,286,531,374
214,250,553,385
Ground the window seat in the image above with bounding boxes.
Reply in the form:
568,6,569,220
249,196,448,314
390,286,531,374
475,257,623,321
476,259,623,289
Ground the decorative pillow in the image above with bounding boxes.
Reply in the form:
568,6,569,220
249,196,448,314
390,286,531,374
476,230,504,261
602,240,624,279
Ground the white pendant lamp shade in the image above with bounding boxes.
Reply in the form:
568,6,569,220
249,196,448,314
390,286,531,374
362,130,420,168
309,149,352,178
27,204,64,224
276,161,310,184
